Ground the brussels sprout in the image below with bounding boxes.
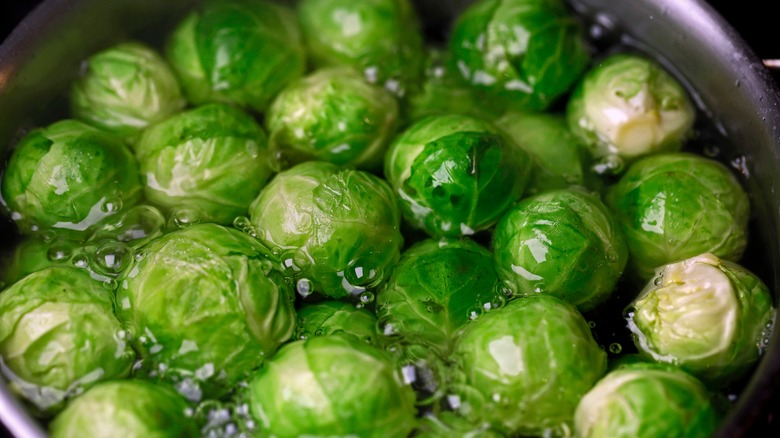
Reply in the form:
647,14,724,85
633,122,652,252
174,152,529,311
451,295,606,435
416,412,505,438
135,104,273,225
296,301,379,344
247,336,417,437
1,120,142,235
267,68,399,170
567,54,695,168
627,253,775,385
298,0,425,97
0,267,135,412
407,49,504,122
249,161,403,298
70,42,185,138
574,363,718,438
117,223,296,399
49,380,196,438
492,189,627,311
607,153,750,279
377,239,503,355
385,114,531,238
496,111,595,195
166,0,305,112
449,0,590,111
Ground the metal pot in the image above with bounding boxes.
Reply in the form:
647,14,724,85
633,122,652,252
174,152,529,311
1,0,778,436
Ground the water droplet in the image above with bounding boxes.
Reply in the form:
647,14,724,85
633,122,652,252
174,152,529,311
72,254,89,269
47,242,72,262
233,216,252,231
359,291,375,304
173,208,201,228
101,197,123,214
296,278,313,298
40,230,57,242
592,155,625,175
91,241,132,276
653,276,663,286
703,144,720,157
467,307,483,320
609,343,622,354
102,279,118,290
588,321,597,328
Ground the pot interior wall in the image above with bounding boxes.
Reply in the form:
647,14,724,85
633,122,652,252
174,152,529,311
1,0,780,437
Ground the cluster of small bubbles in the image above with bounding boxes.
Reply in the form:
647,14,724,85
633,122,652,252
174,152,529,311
592,155,625,175
172,208,202,228
295,278,313,298
355,291,374,309
232,216,257,237
198,399,255,438
757,320,774,354
90,241,133,277
609,343,623,354
100,197,123,214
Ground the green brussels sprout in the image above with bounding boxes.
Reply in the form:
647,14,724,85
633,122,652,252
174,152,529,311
49,380,196,438
296,301,379,344
1,120,142,235
249,161,403,299
407,48,504,122
298,0,425,97
451,295,606,436
627,253,775,385
449,0,590,111
117,223,296,399
166,0,305,112
267,68,400,170
574,363,718,438
492,189,627,311
416,412,505,438
567,54,696,169
496,111,595,195
377,239,503,355
135,104,273,225
385,114,531,238
607,153,750,279
0,267,135,412
70,42,185,138
247,336,417,437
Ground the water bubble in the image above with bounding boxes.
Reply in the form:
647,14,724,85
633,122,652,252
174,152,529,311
72,254,89,269
296,278,313,298
102,279,118,290
40,230,57,242
467,307,484,321
609,343,623,354
359,291,375,304
703,144,720,157
101,198,123,214
233,216,252,231
47,242,72,262
592,155,625,175
91,241,132,276
173,208,201,228
588,321,597,328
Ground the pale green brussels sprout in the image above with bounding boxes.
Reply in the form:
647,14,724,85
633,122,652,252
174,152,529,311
416,412,505,438
267,68,399,170
567,54,695,170
249,161,403,299
166,0,305,112
450,0,590,111
136,104,273,225
607,153,750,279
496,111,595,195
1,120,142,235
247,336,417,437
492,189,627,311
385,114,531,238
0,267,135,412
70,41,185,138
574,363,718,438
627,253,775,386
451,295,606,436
116,223,296,399
49,380,196,438
377,239,503,355
298,0,425,97
407,48,504,122
296,301,379,344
